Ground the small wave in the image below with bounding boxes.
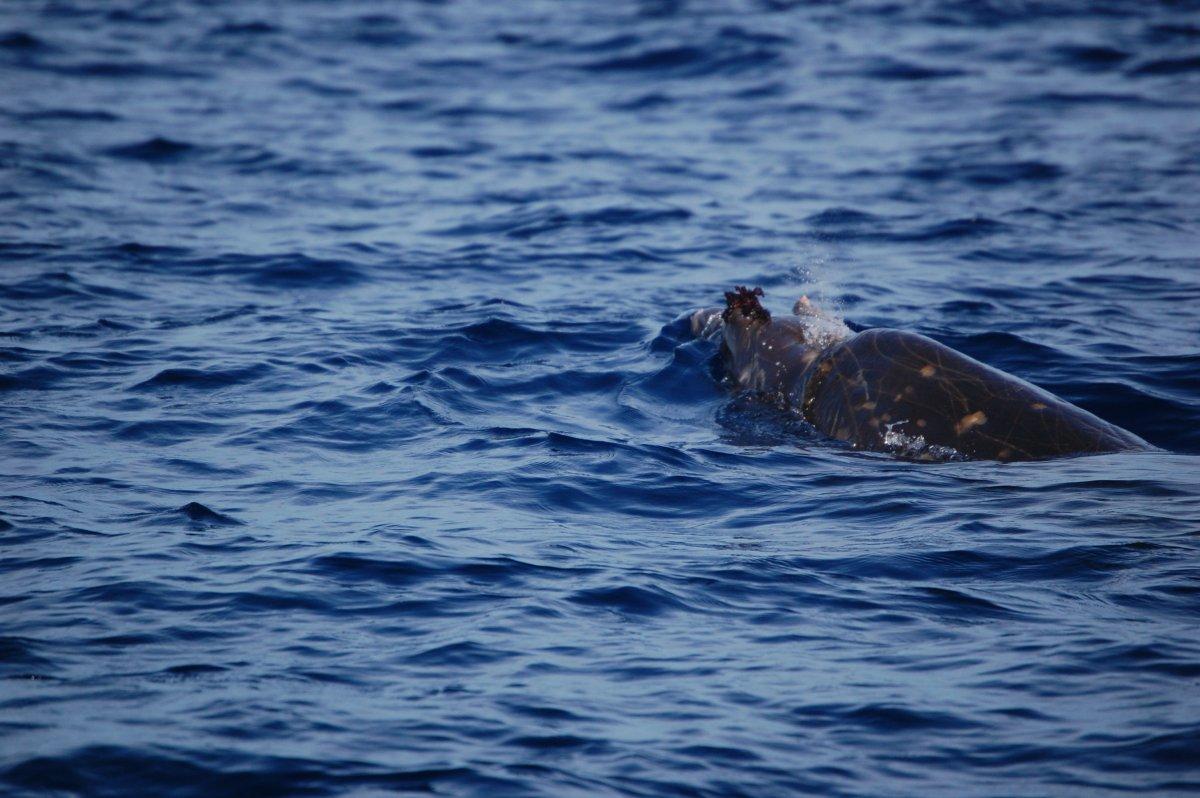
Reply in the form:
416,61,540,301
1145,23,1200,43
1052,44,1130,70
904,160,1064,187
584,45,707,73
375,96,429,113
174,502,242,526
114,419,228,446
1080,642,1200,679
243,254,365,288
108,241,189,259
46,61,210,79
243,392,449,452
437,204,691,239
913,586,1022,620
1,271,145,303
1009,90,1180,108
608,92,675,111
816,542,1170,583
569,584,692,616
501,702,587,722
131,364,271,391
805,208,882,227
507,734,599,751
103,137,197,162
17,108,120,122
332,14,419,49
1051,380,1189,452
791,702,982,732
209,20,279,36
0,31,48,50
937,299,997,315
161,663,228,677
898,216,1008,241
0,365,70,392
934,330,1067,377
579,27,785,77
405,641,516,667
833,58,968,81
1,747,486,797
229,589,332,614
675,744,761,762
280,77,359,98
1129,56,1200,76
308,554,440,587
409,142,491,159
0,636,55,669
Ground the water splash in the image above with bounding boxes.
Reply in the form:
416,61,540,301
882,420,965,461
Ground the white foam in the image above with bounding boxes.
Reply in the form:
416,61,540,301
797,313,852,351
792,296,852,351
883,420,964,462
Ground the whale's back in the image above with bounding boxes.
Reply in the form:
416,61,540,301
806,329,1150,461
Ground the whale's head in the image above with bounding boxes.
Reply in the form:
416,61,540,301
722,285,771,325
721,287,849,353
714,287,852,395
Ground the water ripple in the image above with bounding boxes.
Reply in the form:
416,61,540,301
1,0,1198,796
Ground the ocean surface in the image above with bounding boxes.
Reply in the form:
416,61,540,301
3,1,1200,795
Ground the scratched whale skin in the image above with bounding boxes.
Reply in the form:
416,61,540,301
692,287,1153,462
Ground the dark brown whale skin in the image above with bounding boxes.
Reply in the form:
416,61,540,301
693,291,1152,461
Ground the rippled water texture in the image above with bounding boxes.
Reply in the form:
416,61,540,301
3,1,1200,795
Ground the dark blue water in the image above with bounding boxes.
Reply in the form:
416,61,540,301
3,1,1200,795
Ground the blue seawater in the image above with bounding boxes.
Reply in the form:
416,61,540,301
2,1,1199,795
